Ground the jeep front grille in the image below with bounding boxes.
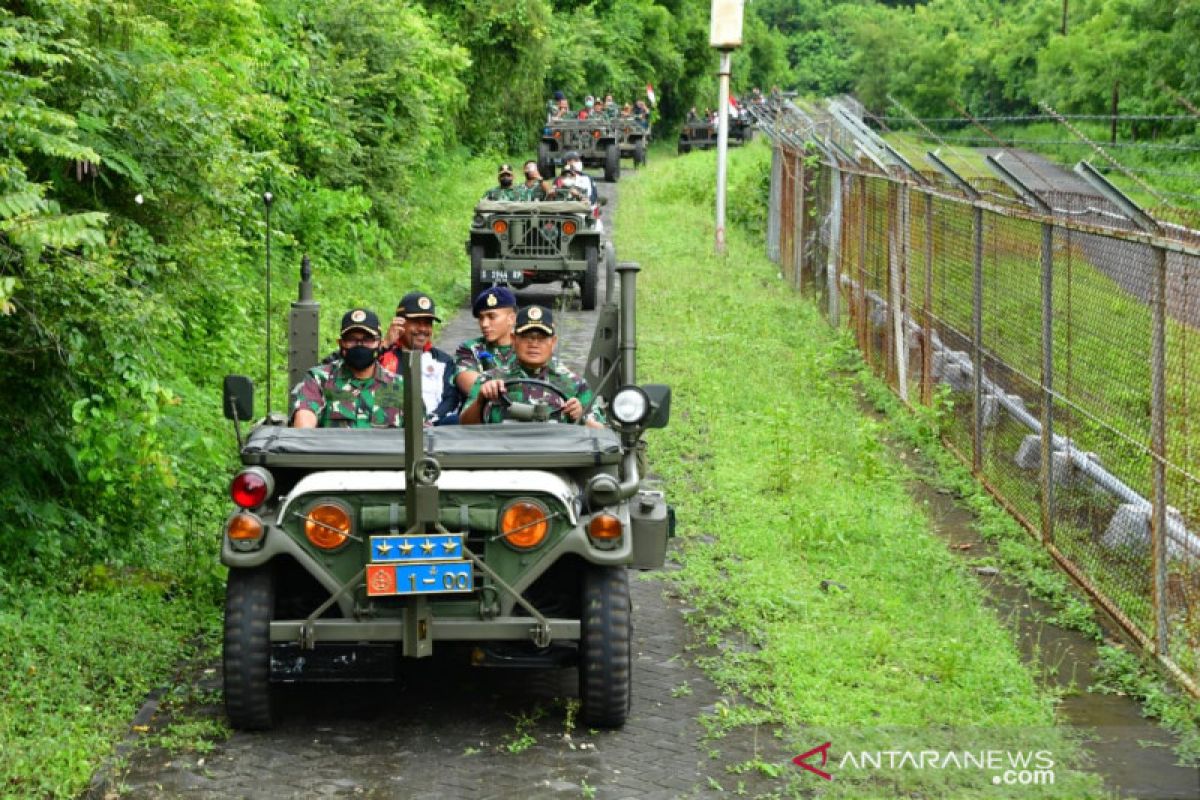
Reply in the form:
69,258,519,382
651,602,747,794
501,217,572,258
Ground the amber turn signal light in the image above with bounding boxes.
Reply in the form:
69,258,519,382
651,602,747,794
227,512,263,541
491,219,508,234
588,514,622,541
561,220,577,235
500,500,549,550
304,503,351,550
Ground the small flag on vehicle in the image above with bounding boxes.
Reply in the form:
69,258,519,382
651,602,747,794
646,83,656,107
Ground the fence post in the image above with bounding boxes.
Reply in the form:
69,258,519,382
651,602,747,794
1072,161,1170,657
972,204,984,475
857,174,869,355
827,165,842,327
794,151,805,291
985,154,1057,545
767,146,782,262
921,191,933,406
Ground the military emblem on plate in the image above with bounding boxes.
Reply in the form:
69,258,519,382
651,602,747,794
418,296,431,310
486,294,498,307
529,307,543,320
351,309,367,323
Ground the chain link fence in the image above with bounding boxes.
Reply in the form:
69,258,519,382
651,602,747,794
753,101,1200,697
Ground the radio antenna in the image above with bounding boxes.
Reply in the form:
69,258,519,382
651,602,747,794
263,191,274,412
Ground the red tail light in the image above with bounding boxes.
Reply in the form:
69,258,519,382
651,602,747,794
231,468,273,509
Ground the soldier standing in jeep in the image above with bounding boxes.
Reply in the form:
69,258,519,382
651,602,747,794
290,308,404,428
459,305,605,428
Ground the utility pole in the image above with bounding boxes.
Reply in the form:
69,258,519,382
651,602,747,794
1061,0,1068,36
710,0,744,255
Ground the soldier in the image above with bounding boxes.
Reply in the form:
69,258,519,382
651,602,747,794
550,93,571,121
519,160,549,201
460,305,605,428
553,150,597,204
379,292,462,425
577,95,595,120
453,285,518,395
482,163,522,201
290,308,403,428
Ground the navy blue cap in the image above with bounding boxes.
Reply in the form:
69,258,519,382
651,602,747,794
553,90,566,101
515,305,555,336
472,285,518,317
397,291,441,321
340,307,382,337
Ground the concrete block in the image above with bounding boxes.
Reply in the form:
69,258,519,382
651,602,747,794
1101,504,1150,552
980,393,1000,429
1014,434,1041,471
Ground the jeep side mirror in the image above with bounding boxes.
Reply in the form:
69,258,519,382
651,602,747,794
223,375,254,421
643,384,671,429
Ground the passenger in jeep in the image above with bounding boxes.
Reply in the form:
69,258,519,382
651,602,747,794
453,286,518,395
290,308,404,428
459,305,605,428
379,292,461,426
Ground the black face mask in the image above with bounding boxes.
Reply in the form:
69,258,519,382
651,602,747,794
499,176,513,188
342,345,377,370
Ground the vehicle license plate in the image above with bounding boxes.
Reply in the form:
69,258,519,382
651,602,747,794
365,561,474,597
485,270,523,283
365,533,473,596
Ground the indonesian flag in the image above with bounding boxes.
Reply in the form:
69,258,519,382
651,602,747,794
646,83,657,107
729,95,739,108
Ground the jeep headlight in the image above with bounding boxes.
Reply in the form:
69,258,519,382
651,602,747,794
611,386,650,426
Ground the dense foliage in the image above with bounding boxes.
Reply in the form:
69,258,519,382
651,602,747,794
743,0,1200,124
0,0,717,587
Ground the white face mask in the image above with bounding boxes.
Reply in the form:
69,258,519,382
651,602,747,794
570,161,582,173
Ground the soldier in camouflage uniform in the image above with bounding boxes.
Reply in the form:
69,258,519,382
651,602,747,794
453,285,518,395
290,308,404,428
518,160,549,201
482,163,522,201
460,305,605,428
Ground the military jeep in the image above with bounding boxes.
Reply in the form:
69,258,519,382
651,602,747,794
677,117,752,154
539,119,621,182
467,199,604,310
219,259,671,731
616,119,650,168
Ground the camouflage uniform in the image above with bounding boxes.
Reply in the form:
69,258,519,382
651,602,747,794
517,182,547,201
454,336,515,382
483,185,523,201
290,361,405,428
465,359,605,425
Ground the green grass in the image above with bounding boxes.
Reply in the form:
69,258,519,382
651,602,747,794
0,152,502,799
615,145,1107,798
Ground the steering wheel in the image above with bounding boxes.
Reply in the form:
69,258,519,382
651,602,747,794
484,378,572,422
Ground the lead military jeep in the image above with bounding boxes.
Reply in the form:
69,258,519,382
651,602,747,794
219,259,671,730
539,118,621,182
467,199,604,310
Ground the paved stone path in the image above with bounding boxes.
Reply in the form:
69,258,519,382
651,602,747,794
109,178,796,799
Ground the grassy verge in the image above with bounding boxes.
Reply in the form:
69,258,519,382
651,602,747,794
615,144,1107,798
0,152,502,799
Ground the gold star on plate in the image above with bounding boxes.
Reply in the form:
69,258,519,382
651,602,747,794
399,541,414,555
421,539,436,555
376,541,393,557
442,539,458,552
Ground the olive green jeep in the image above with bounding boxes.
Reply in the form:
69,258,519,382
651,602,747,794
467,199,604,310
219,260,672,731
540,119,621,182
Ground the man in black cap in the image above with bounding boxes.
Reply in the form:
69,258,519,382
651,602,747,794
453,286,518,395
290,308,403,428
460,305,604,428
379,292,462,425
550,150,597,204
482,164,522,201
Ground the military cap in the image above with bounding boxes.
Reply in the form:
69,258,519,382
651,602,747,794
553,90,566,101
498,163,514,176
397,291,441,321
472,285,518,317
515,305,555,336
564,150,581,161
340,307,382,338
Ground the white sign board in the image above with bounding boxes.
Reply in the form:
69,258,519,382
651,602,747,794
709,0,744,49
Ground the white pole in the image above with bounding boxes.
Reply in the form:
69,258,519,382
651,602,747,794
715,49,732,255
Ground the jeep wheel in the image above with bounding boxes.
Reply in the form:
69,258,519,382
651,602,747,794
578,565,631,728
634,142,647,167
678,141,690,155
470,243,485,301
581,244,599,311
604,144,620,183
224,566,275,730
537,142,554,181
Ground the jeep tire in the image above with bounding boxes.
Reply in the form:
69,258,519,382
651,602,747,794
470,243,486,302
578,565,631,728
603,143,620,183
581,243,599,311
634,141,647,168
537,142,554,181
223,566,275,730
